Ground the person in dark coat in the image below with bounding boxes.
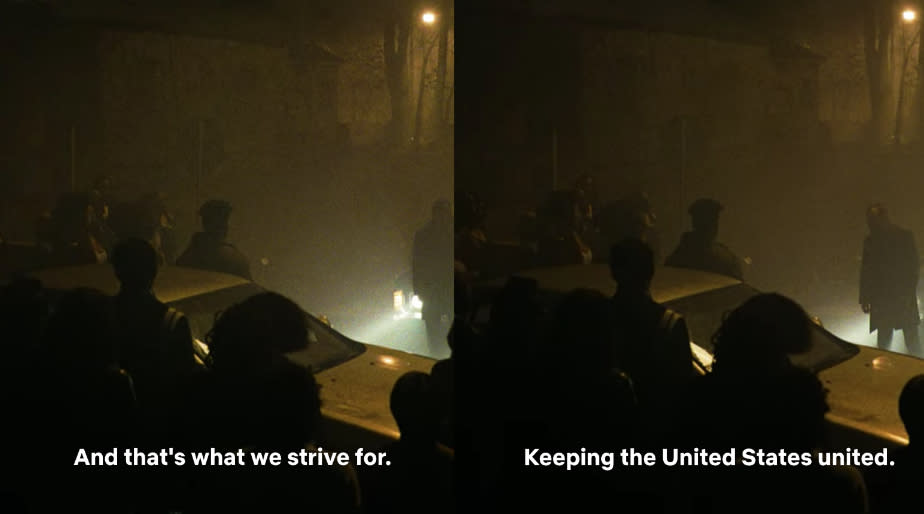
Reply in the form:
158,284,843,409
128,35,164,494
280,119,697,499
110,238,196,427
665,198,743,280
176,199,252,280
597,191,659,263
860,204,920,353
413,199,453,355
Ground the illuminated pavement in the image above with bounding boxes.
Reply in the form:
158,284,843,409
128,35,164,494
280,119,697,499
325,310,451,361
785,278,924,359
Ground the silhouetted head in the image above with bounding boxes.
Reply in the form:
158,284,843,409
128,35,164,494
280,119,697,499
689,198,722,238
712,293,812,374
866,203,890,234
900,374,924,444
199,199,232,236
206,292,309,371
111,238,158,292
43,288,117,374
610,238,655,293
390,371,439,442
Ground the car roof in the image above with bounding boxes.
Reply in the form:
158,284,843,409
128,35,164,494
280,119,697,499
26,263,435,443
819,345,923,445
26,264,250,303
481,263,743,303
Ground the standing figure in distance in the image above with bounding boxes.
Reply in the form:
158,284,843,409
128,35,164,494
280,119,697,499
860,204,920,353
665,198,743,280
177,200,252,281
414,199,453,357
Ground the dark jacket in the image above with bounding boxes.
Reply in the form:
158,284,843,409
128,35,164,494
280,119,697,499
112,291,196,415
177,232,252,280
860,224,920,331
665,231,743,279
413,221,452,314
610,293,693,408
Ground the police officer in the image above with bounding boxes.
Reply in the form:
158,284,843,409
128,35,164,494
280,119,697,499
176,199,252,280
665,198,743,280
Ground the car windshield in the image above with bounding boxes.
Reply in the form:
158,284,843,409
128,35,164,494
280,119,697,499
664,283,860,373
169,283,366,373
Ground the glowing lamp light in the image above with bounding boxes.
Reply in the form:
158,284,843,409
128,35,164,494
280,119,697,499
393,290,404,312
410,295,423,311
872,356,893,371
422,11,436,24
904,9,917,21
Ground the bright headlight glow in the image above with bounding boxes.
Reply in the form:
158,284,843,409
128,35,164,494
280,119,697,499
380,355,396,366
411,295,423,310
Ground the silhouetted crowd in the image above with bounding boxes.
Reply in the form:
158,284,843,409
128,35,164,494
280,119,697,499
6,172,924,513
0,235,452,513
9,175,252,281
447,180,924,513
443,234,924,513
455,177,745,283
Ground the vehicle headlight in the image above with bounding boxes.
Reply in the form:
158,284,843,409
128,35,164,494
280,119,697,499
411,295,423,311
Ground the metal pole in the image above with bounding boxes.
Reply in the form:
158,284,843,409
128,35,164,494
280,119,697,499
552,128,558,190
70,125,76,192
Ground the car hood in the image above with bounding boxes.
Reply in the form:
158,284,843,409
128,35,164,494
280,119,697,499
820,345,924,445
309,344,436,441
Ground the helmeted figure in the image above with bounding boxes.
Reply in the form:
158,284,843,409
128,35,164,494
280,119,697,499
860,204,920,352
176,199,252,280
665,198,743,280
413,199,453,355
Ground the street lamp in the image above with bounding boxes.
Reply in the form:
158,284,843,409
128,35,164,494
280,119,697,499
895,8,920,146
413,10,440,149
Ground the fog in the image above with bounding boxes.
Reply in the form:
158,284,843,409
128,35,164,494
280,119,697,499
0,1,452,358
454,0,924,357
7,0,924,359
